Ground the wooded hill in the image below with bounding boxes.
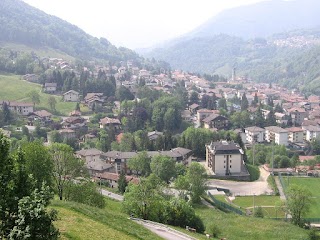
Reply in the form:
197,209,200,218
0,0,140,62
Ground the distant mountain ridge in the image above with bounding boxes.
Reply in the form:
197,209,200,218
141,0,320,94
0,0,140,62
188,0,320,40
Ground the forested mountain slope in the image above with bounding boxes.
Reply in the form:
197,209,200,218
0,0,140,62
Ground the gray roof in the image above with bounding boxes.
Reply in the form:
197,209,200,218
265,126,288,133
76,148,102,156
86,160,113,171
202,114,227,123
245,126,265,132
208,141,243,155
102,147,192,160
303,125,320,132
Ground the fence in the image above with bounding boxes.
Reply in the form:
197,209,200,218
278,172,288,199
207,192,244,215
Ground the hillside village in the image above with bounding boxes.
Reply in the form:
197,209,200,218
2,55,320,184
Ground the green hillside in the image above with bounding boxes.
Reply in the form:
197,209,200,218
0,74,75,115
50,197,311,240
51,199,163,240
0,0,140,62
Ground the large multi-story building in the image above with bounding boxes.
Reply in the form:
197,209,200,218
205,141,244,176
265,126,288,146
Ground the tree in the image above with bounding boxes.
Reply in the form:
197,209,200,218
254,206,264,218
118,171,128,194
186,163,206,203
9,184,59,240
27,90,40,107
252,93,259,107
22,141,54,190
150,155,176,183
266,108,277,126
49,143,85,200
116,86,134,101
287,184,312,227
127,151,151,177
189,91,199,104
0,133,15,237
123,175,164,220
47,96,57,112
218,97,228,111
2,101,11,124
241,93,249,111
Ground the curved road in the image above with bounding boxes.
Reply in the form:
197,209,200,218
100,189,197,240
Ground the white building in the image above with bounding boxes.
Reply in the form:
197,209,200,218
303,125,320,142
245,126,265,144
0,101,34,116
286,127,304,143
265,126,288,146
205,141,244,176
63,90,80,102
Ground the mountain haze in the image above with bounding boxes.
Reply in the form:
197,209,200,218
141,0,320,94
188,0,320,40
0,0,140,62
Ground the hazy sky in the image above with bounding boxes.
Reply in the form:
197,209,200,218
24,0,267,49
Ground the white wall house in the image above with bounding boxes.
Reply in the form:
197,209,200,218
245,126,265,144
286,127,304,143
303,125,320,142
0,101,34,116
63,90,80,102
206,141,244,176
265,126,288,146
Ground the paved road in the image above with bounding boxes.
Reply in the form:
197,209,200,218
207,166,273,196
100,189,124,201
132,219,197,240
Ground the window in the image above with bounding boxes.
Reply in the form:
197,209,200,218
230,155,232,158
230,160,232,163
230,165,232,168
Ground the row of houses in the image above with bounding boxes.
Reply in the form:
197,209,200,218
75,147,193,187
243,124,320,146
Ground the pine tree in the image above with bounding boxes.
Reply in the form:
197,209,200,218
241,93,249,111
118,171,128,194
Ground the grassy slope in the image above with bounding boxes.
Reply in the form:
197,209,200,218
51,197,309,240
0,74,75,115
283,177,320,218
0,42,75,62
195,204,308,240
51,199,163,240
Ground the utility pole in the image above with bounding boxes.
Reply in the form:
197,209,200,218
271,142,274,175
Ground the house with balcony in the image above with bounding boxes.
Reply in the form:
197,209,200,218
303,125,320,142
286,127,304,143
245,126,265,144
202,114,229,130
205,141,248,178
265,126,288,146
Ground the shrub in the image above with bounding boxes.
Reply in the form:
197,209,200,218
267,174,280,195
247,164,260,181
254,206,264,218
206,223,221,238
64,181,105,208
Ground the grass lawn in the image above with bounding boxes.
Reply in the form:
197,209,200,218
0,74,75,116
51,198,163,240
194,204,309,240
214,195,285,218
283,177,320,218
